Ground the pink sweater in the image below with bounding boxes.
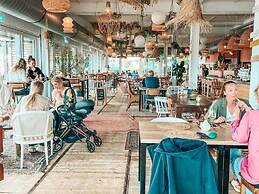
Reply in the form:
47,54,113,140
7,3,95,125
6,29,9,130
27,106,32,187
231,110,259,184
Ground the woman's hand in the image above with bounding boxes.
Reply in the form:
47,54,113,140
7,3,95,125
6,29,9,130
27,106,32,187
233,105,241,120
214,116,226,124
236,99,251,112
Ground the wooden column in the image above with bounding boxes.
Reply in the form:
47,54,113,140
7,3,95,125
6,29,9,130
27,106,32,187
0,126,3,181
249,0,259,109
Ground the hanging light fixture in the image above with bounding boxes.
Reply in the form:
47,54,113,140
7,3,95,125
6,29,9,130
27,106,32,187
105,1,112,16
62,16,74,33
161,31,169,41
42,0,71,13
107,34,113,43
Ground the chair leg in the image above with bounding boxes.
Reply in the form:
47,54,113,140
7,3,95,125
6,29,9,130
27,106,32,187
20,144,24,169
44,142,48,165
240,184,246,194
50,140,53,156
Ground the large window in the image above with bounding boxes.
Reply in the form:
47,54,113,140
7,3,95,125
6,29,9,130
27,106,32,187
0,30,16,76
23,36,36,62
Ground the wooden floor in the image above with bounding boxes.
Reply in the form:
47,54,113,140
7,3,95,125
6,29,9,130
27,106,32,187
0,90,236,194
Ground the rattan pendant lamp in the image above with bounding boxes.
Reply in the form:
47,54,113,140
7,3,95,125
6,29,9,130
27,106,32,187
42,0,71,13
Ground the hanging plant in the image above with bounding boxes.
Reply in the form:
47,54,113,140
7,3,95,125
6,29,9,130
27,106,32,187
166,0,212,33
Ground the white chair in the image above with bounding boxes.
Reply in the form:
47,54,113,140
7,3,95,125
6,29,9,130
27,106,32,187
12,111,54,169
151,117,188,123
154,96,171,117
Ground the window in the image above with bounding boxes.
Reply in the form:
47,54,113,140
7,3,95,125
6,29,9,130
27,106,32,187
0,30,16,76
23,36,36,62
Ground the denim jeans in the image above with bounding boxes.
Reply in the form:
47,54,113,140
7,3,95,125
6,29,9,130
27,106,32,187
230,148,242,173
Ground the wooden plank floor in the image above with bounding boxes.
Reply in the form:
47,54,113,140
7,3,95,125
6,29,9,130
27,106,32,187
32,133,128,194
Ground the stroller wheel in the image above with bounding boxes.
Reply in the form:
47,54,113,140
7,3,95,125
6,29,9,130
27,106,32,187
86,141,95,153
53,136,63,152
94,136,102,147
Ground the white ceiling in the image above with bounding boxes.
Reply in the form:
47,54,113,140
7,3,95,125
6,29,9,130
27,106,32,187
69,0,255,46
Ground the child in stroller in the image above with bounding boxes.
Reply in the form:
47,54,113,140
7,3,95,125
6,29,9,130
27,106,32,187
53,84,102,153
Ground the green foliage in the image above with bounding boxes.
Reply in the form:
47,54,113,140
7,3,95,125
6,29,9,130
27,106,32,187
173,61,186,85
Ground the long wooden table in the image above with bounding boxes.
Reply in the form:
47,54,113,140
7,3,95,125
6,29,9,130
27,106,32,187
139,121,248,194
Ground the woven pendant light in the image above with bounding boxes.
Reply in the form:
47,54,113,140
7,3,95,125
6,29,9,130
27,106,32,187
62,17,74,33
42,0,71,13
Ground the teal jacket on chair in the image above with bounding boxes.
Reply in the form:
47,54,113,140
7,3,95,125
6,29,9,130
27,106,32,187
147,138,218,194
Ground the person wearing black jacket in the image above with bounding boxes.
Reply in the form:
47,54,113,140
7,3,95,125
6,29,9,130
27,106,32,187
27,58,45,80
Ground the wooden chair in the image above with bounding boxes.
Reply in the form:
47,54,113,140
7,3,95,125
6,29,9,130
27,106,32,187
69,78,81,89
240,174,259,194
126,81,139,110
7,82,28,102
145,88,160,105
210,79,222,99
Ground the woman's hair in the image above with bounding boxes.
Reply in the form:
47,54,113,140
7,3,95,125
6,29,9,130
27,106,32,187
12,58,26,71
29,58,36,64
28,55,33,63
25,81,44,110
220,80,237,97
51,76,64,86
148,70,154,77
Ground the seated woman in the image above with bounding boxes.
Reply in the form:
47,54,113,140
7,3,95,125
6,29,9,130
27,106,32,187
6,58,30,96
231,86,259,194
0,79,15,122
27,58,45,81
50,76,68,108
205,80,251,192
13,81,49,152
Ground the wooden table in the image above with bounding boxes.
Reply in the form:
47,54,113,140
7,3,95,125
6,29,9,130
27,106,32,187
138,121,248,194
175,96,212,118
138,87,168,111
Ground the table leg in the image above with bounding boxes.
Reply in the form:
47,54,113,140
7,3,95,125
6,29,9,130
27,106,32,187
138,135,140,181
86,79,89,99
16,144,21,157
223,147,230,194
217,146,224,194
139,91,142,111
140,143,147,194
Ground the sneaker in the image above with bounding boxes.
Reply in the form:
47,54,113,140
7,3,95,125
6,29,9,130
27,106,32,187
28,146,36,153
36,145,45,153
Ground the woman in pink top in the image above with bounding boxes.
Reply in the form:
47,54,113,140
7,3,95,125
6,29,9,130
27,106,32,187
231,86,259,193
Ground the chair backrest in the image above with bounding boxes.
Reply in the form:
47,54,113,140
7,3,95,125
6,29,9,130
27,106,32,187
151,117,188,123
12,111,53,143
69,78,80,85
154,96,169,115
147,88,160,96
7,82,26,90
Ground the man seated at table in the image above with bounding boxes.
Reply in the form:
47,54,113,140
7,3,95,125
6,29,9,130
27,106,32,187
143,70,160,111
144,70,159,88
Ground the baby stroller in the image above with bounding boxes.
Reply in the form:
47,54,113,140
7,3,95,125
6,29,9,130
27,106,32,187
53,87,102,153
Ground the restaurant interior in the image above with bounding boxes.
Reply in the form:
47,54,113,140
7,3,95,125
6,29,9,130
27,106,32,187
1,0,259,194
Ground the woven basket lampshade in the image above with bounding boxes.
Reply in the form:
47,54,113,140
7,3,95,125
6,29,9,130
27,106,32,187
62,17,74,33
42,0,71,13
227,36,240,50
106,35,113,43
239,29,252,48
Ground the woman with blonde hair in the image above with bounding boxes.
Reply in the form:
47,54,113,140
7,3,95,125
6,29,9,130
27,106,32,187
14,81,49,113
51,76,68,108
6,58,27,82
13,81,49,152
